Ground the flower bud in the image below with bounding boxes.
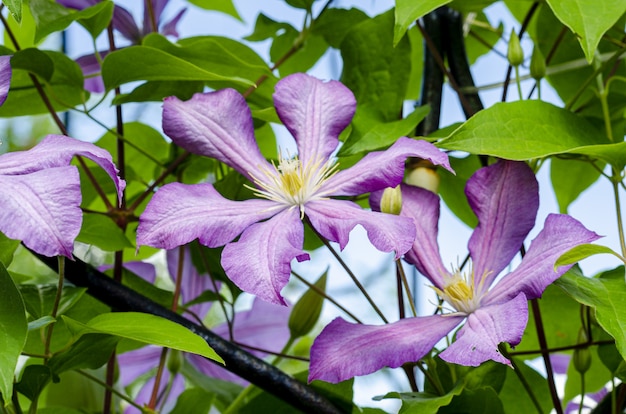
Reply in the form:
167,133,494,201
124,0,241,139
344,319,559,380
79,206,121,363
405,160,440,193
530,45,546,80
507,29,524,67
167,349,183,374
573,328,591,374
288,272,327,339
380,185,403,215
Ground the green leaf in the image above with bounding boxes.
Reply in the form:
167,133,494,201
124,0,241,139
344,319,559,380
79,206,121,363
550,158,604,213
563,345,613,404
170,388,215,414
102,45,253,90
186,0,242,21
244,13,291,42
271,28,328,77
438,100,626,170
341,10,411,121
3,0,21,23
438,155,481,228
75,0,113,38
556,270,626,361
498,359,552,413
15,365,51,401
30,0,113,42
394,0,452,45
0,263,27,400
339,105,430,156
313,8,369,49
112,80,204,104
10,48,53,81
62,312,223,363
0,232,20,266
48,334,119,374
27,316,55,331
545,0,626,62
439,387,504,414
285,0,315,10
76,214,133,252
555,244,625,269
0,51,84,117
378,383,464,413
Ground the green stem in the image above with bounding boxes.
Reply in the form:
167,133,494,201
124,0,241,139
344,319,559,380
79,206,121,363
613,175,626,262
307,220,388,323
223,339,295,414
76,370,145,410
499,344,543,413
514,65,523,100
44,256,65,361
578,372,586,414
291,270,362,323
396,260,417,317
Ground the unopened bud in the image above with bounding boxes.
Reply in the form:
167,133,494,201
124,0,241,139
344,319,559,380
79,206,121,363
167,349,183,374
507,29,524,67
288,272,327,339
573,328,591,374
380,185,403,215
530,45,546,80
405,161,440,193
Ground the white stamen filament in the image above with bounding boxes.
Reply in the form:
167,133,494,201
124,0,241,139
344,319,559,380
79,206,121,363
246,154,338,217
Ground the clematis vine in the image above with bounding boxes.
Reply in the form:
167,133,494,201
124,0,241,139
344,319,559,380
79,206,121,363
58,0,185,92
116,248,291,413
309,160,600,383
0,133,125,257
137,73,452,305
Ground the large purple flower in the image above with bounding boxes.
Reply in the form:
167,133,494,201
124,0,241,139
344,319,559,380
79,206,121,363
117,248,291,413
58,0,186,92
0,134,125,257
309,160,600,383
137,73,452,305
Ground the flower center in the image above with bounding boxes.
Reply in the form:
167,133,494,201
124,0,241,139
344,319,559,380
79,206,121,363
432,264,489,315
247,153,338,217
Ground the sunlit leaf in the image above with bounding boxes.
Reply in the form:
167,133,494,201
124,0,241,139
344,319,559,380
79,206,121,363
394,0,452,45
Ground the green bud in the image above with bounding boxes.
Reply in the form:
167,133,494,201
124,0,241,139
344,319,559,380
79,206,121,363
167,349,183,374
530,45,546,80
380,185,403,215
507,29,524,67
288,272,327,339
573,328,591,374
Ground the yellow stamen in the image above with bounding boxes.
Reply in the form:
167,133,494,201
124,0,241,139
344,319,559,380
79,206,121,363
246,153,338,218
430,263,491,315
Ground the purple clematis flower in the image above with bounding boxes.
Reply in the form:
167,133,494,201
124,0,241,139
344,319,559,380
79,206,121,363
58,0,186,92
0,134,125,257
117,248,291,413
137,73,452,305
308,160,600,383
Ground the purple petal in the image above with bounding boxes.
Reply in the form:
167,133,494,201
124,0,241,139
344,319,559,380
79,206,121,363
305,198,416,258
221,208,306,305
0,135,125,203
138,182,280,250
322,137,452,196
467,161,538,292
0,167,81,257
75,52,107,93
113,5,141,43
273,73,355,166
550,353,571,375
159,8,186,38
0,55,11,106
162,90,272,182
57,0,97,9
143,0,168,34
373,184,450,289
486,214,601,305
118,345,163,386
440,293,528,366
99,261,157,284
309,315,463,383
166,247,217,318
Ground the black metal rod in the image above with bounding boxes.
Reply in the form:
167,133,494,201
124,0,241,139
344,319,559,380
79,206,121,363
34,252,345,414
